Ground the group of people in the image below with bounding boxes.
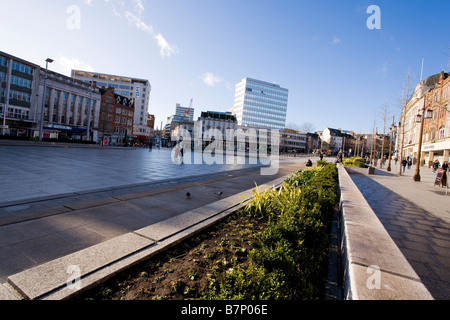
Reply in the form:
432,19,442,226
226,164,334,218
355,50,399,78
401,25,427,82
401,157,449,174
401,157,413,173
433,159,449,173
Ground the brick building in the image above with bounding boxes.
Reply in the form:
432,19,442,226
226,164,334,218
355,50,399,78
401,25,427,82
99,87,134,146
398,71,449,166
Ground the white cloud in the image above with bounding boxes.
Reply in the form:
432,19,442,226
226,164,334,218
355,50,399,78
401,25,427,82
200,72,223,87
97,0,179,58
56,56,94,76
84,0,93,6
132,0,145,15
377,62,389,77
154,33,179,58
332,36,341,45
125,11,153,34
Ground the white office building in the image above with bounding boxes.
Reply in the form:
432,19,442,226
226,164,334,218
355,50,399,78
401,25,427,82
231,77,288,129
71,70,152,141
175,103,194,121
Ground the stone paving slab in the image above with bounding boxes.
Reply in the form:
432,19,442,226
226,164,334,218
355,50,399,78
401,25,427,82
347,263,435,300
0,283,18,300
346,165,450,299
63,197,121,211
7,233,155,300
338,164,433,300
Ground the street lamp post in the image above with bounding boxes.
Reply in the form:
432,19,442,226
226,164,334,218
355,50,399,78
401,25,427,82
413,95,429,182
387,116,396,172
86,80,93,142
38,58,53,141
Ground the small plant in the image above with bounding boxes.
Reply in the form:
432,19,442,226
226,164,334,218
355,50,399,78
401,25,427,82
204,163,338,300
171,280,185,293
187,270,197,281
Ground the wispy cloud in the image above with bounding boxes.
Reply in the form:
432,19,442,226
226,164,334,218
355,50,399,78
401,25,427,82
377,62,389,77
200,72,223,87
101,0,179,58
56,55,94,75
332,36,341,45
125,11,153,34
154,33,179,58
132,0,145,15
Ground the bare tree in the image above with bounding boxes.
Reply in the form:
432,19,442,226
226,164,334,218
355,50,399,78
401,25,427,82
286,121,316,133
396,71,414,176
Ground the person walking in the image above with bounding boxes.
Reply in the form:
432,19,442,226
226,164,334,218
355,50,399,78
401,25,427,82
432,159,440,173
442,161,449,172
407,157,412,170
402,158,407,174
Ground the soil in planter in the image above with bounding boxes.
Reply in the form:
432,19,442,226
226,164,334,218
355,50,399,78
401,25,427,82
76,212,267,300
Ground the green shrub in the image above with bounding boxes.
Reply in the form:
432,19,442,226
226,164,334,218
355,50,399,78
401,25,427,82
204,163,338,300
342,157,366,168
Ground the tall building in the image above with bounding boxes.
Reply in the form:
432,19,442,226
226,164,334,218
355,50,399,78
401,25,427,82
231,77,288,129
397,71,449,166
39,70,102,141
175,103,194,121
0,51,101,140
71,70,151,142
1,51,40,137
99,87,134,146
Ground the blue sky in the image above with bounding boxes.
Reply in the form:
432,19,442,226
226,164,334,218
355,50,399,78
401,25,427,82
1,0,449,133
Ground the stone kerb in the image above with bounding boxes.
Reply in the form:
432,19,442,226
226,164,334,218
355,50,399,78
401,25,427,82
337,164,433,300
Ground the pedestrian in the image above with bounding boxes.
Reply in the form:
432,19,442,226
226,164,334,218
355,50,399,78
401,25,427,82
306,159,313,167
407,157,412,170
401,158,407,173
394,156,398,165
442,161,449,172
432,159,440,173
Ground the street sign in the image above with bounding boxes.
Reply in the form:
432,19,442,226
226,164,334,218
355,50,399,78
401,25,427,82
434,169,447,187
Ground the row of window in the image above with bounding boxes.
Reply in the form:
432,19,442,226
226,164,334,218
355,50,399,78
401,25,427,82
11,60,34,75
113,116,132,125
245,87,288,102
9,90,31,102
10,75,32,89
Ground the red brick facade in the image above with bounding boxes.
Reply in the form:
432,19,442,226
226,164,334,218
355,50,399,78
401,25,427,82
99,87,134,146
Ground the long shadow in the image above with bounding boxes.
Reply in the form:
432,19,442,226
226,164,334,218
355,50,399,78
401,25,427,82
349,172,450,300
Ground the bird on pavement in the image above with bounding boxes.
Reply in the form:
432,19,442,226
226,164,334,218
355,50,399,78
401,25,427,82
186,192,191,199
215,191,223,197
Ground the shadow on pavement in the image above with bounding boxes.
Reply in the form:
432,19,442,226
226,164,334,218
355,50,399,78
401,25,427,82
349,172,450,300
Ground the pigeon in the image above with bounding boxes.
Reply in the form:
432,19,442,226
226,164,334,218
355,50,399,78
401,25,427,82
186,192,191,199
215,191,223,197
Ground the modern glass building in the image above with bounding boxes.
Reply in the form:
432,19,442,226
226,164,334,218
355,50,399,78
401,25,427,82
232,77,288,129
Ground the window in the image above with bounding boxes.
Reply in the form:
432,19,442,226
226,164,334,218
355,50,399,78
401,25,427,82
116,108,121,114
122,110,127,115
114,126,119,133
439,126,445,139
115,116,120,124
